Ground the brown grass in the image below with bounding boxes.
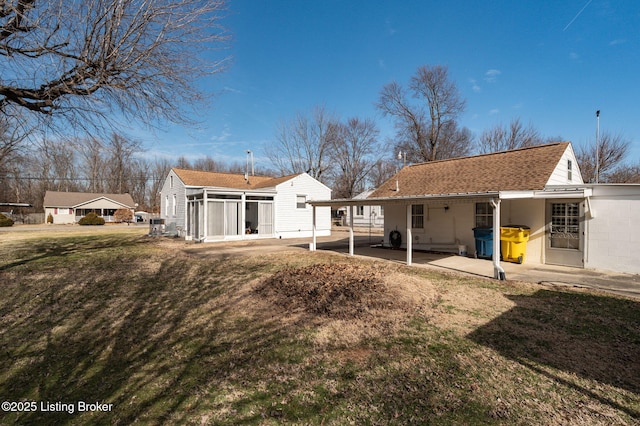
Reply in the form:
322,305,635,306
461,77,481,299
0,231,638,425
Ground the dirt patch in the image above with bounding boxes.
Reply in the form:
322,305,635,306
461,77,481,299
253,262,440,348
255,263,419,320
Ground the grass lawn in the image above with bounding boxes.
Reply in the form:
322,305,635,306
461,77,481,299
0,229,638,425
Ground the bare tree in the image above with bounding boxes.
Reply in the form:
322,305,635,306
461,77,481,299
478,118,548,153
105,133,142,193
606,163,640,183
576,132,631,183
267,105,338,182
0,0,229,133
329,117,380,199
74,136,106,193
377,65,469,162
369,159,397,189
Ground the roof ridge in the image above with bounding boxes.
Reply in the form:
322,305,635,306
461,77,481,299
405,142,569,168
172,167,274,180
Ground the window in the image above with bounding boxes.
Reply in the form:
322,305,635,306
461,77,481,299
165,195,169,216
356,206,364,216
550,202,580,249
170,175,174,189
475,202,493,228
411,204,424,229
567,160,573,182
172,195,177,216
296,195,307,209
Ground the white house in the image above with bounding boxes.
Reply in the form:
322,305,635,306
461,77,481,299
342,189,384,229
309,142,640,277
160,168,332,242
43,191,135,224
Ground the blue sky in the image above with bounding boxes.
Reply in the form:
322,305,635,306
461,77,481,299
141,0,640,169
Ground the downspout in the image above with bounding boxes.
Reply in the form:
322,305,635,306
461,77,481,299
490,198,506,280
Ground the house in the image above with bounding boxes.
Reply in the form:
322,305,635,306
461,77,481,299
309,142,640,277
342,189,384,229
43,191,135,224
160,168,332,242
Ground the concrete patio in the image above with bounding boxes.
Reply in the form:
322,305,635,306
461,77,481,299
310,231,640,300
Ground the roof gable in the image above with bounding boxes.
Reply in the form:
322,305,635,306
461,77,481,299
171,168,300,190
370,142,572,198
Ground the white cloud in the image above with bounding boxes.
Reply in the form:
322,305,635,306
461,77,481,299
210,125,232,143
469,78,481,93
489,109,500,115
484,69,501,82
385,19,397,36
609,39,626,46
569,52,580,60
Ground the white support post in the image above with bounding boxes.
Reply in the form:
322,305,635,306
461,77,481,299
202,189,207,241
241,192,246,240
490,198,506,280
349,205,354,256
406,204,413,266
311,205,317,251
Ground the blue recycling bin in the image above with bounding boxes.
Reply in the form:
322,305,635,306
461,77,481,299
473,227,494,259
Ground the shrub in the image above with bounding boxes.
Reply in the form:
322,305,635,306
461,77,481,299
47,213,54,224
114,208,133,223
78,212,105,226
0,213,14,227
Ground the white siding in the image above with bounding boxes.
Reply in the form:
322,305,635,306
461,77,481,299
345,204,384,228
46,207,75,224
275,173,331,238
160,170,187,231
585,185,640,274
382,201,476,252
547,144,584,185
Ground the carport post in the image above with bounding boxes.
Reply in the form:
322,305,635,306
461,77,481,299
406,204,413,266
311,205,316,251
490,198,506,280
349,205,354,256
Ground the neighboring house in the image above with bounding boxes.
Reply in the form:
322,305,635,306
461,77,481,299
160,168,332,242
43,191,135,224
309,142,640,276
342,189,384,228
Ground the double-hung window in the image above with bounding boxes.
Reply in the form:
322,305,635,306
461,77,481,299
296,195,307,209
411,204,424,229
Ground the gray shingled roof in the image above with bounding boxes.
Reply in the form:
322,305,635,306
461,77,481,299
43,191,135,208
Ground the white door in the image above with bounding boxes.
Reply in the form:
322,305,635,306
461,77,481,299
225,201,242,236
258,202,273,235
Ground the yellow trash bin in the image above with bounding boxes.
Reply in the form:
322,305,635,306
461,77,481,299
500,225,530,264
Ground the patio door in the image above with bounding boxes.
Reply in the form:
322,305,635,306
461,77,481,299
258,202,273,235
225,201,242,236
545,200,584,267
